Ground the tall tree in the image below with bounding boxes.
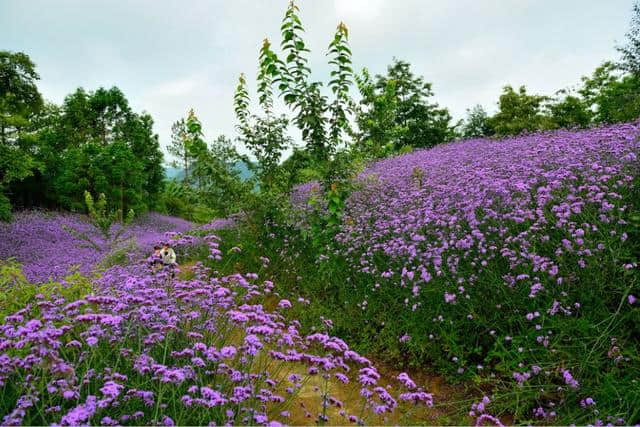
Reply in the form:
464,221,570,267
460,104,493,139
355,59,454,151
353,68,403,157
234,0,355,182
52,86,164,213
168,118,192,184
617,1,640,75
59,87,131,146
546,90,592,129
579,62,640,124
234,73,292,186
184,109,208,190
0,51,44,220
128,112,165,206
489,85,549,136
0,51,43,144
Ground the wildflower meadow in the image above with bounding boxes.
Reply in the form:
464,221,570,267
3,1,640,425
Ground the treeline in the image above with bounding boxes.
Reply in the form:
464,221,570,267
2,1,640,223
0,52,164,221
229,1,640,193
354,56,640,159
161,109,251,222
458,61,640,140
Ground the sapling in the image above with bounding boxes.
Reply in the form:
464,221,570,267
63,191,134,250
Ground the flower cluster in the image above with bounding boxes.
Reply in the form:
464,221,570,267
0,228,430,425
322,123,640,421
0,211,193,283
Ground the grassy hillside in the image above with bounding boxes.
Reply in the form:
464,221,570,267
212,123,640,425
1,123,639,425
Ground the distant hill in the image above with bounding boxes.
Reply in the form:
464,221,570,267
232,161,253,180
164,161,254,182
164,166,185,181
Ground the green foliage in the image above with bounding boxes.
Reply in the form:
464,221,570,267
240,188,295,243
327,22,354,147
0,51,44,217
86,191,134,237
159,180,193,218
354,59,454,154
168,118,193,184
164,108,250,221
0,192,11,221
63,191,134,251
183,109,209,189
279,148,321,187
0,259,29,315
0,50,43,144
235,0,355,182
0,259,91,320
579,63,640,124
190,204,218,224
353,68,403,158
547,91,592,129
230,0,363,244
2,81,164,215
99,242,136,270
460,104,493,139
489,85,549,136
617,1,640,75
211,174,640,425
481,61,640,137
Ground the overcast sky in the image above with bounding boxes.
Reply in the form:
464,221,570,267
1,0,632,161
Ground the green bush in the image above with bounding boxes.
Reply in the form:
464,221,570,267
191,204,218,224
99,242,137,270
0,259,92,320
0,192,11,222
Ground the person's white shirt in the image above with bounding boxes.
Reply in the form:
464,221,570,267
161,247,176,265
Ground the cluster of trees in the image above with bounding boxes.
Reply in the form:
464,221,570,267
3,0,640,224
459,64,640,140
353,59,455,158
232,5,356,189
163,109,250,221
355,38,640,152
0,51,165,221
231,0,640,186
221,0,640,235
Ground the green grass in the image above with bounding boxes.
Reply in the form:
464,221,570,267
205,178,640,424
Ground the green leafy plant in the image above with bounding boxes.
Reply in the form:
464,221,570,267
234,0,355,178
63,191,134,250
0,259,91,319
354,59,454,152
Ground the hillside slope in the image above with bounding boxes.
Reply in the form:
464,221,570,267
284,122,640,424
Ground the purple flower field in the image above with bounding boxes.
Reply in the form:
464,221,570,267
320,122,640,423
0,228,431,425
1,122,639,424
0,211,193,283
339,123,639,287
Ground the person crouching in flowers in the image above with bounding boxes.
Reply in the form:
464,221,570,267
161,242,177,277
149,245,163,271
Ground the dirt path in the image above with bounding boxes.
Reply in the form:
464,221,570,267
177,262,475,425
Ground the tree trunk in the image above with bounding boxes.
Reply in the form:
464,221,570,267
120,180,124,222
184,156,189,184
